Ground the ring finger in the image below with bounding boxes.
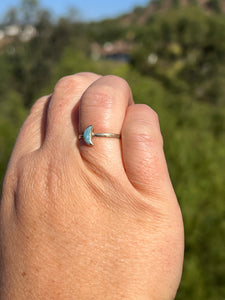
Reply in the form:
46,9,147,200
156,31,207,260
79,75,133,173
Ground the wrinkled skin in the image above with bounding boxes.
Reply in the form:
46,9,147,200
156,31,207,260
0,73,184,300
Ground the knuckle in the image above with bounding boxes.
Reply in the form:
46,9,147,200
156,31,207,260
134,132,154,144
132,131,157,148
134,104,161,130
54,72,100,92
54,74,85,92
83,76,131,109
104,75,131,97
126,104,163,146
55,76,71,89
150,108,160,124
76,71,100,79
85,87,115,109
130,125,163,148
16,153,34,179
137,104,159,123
104,75,129,87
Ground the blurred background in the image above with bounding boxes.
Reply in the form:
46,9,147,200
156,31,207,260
0,0,225,298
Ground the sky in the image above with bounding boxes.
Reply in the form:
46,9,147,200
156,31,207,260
0,0,150,21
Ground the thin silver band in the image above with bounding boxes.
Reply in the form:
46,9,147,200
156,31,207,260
78,125,121,146
79,133,121,139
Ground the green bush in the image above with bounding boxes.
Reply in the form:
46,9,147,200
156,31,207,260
131,7,225,105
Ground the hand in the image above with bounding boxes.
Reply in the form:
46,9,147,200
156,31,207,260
0,73,184,299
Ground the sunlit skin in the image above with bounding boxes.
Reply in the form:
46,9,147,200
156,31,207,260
0,73,184,300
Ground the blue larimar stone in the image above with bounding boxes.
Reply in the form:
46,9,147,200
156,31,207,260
83,125,94,146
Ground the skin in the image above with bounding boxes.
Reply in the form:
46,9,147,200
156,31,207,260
0,73,184,300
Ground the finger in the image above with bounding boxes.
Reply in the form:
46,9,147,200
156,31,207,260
122,104,174,197
44,72,101,152
8,95,50,164
79,75,134,172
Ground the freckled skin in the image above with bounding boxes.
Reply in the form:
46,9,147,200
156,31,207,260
0,73,184,300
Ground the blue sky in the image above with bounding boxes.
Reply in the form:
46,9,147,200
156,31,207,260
0,0,150,21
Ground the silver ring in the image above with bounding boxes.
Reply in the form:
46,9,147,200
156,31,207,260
79,125,121,146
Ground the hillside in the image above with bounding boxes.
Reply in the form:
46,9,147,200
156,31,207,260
119,0,225,25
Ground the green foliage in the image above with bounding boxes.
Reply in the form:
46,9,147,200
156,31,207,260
207,0,222,13
131,7,225,105
87,19,127,44
2,0,40,25
0,91,27,184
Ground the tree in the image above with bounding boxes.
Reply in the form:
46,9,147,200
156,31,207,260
207,0,222,13
2,7,19,25
20,0,39,24
65,7,81,23
130,8,225,104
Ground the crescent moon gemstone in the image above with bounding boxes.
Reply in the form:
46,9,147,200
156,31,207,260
83,125,94,146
